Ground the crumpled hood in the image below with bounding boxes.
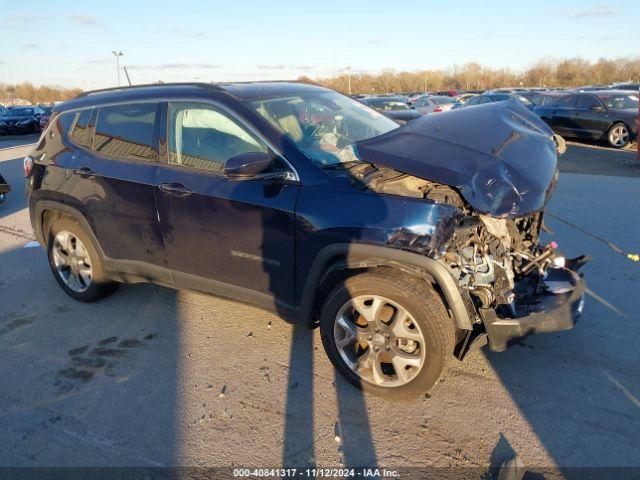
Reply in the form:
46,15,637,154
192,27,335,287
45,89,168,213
355,100,559,217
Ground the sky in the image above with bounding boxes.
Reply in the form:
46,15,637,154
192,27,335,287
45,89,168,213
1,0,638,90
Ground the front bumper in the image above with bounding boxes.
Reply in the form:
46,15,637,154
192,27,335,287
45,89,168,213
481,267,585,352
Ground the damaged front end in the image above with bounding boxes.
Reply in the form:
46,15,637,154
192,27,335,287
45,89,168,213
351,101,586,353
443,211,585,352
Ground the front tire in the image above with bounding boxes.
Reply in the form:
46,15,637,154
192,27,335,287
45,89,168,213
607,122,630,149
319,271,455,399
47,217,118,302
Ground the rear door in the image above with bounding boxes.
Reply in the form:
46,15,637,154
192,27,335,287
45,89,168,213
65,102,168,281
154,101,298,306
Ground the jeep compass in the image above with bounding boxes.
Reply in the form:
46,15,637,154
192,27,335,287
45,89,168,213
25,82,585,398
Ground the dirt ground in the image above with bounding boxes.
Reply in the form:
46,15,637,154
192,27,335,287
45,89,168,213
0,135,639,479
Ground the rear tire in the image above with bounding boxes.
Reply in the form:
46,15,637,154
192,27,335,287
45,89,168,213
319,271,455,399
47,217,118,302
607,122,630,149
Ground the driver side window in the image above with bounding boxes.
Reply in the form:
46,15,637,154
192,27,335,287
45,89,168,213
168,102,268,173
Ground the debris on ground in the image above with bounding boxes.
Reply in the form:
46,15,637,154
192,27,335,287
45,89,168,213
334,422,341,444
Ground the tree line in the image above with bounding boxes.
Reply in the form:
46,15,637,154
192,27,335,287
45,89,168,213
0,82,82,105
303,57,640,94
2,57,639,104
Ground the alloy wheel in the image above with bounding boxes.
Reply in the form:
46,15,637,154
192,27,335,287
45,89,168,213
609,125,629,147
52,231,93,293
333,295,426,388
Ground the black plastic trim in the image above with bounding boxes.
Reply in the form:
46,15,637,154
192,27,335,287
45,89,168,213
299,243,473,330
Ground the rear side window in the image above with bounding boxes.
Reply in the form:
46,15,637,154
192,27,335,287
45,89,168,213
549,95,576,107
69,109,92,148
167,102,267,173
94,103,158,160
576,95,601,109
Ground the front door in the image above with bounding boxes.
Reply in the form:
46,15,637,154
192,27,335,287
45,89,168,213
154,101,298,307
572,94,609,138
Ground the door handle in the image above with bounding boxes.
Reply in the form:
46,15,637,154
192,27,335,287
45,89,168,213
72,167,95,178
159,182,193,197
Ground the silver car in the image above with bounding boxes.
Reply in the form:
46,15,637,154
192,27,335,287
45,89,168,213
413,95,458,114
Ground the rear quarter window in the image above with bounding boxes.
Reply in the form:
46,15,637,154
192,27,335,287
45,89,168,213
54,112,75,137
94,103,158,160
69,109,93,148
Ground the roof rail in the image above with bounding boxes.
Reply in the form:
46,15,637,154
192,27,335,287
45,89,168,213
74,82,221,99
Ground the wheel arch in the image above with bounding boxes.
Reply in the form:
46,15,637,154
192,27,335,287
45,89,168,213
605,119,634,139
33,200,105,259
299,243,474,331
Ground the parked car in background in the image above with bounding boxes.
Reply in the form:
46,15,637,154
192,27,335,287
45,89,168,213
454,93,478,104
0,106,8,135
574,85,609,92
359,96,422,123
462,93,535,110
0,171,9,203
0,106,44,134
26,82,585,398
39,106,53,131
533,90,638,148
433,90,458,97
413,95,458,114
609,82,640,91
485,88,530,94
519,91,566,107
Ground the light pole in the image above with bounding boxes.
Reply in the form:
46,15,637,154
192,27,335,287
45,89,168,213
112,51,123,86
346,66,352,95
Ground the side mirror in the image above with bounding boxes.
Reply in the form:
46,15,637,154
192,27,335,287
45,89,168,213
589,105,604,112
224,151,290,182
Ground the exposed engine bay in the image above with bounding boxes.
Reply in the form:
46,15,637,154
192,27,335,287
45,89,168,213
344,162,579,323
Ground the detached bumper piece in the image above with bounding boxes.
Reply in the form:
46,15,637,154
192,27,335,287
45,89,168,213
481,268,585,352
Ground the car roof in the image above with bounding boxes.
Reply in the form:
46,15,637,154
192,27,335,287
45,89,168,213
55,81,331,113
581,89,637,95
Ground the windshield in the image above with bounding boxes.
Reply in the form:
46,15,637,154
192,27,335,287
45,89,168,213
596,93,639,109
366,99,409,111
8,108,34,116
248,91,399,166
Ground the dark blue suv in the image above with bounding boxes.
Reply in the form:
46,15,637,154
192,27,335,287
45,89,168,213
26,82,585,397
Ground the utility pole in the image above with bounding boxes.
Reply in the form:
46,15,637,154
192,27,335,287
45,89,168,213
112,51,123,86
346,66,352,95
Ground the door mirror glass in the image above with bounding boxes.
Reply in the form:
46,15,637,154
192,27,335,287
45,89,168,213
589,105,604,112
224,151,277,180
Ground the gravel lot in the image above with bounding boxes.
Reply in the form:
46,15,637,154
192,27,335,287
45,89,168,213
0,135,639,479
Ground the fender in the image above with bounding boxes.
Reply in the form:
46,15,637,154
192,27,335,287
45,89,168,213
299,243,474,330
